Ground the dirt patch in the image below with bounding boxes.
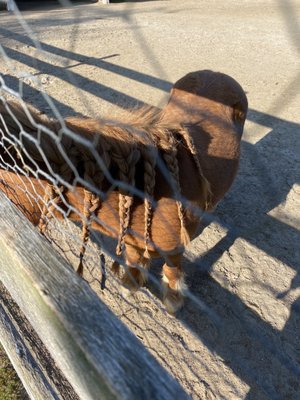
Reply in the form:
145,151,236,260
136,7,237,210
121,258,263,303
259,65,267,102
0,1,299,399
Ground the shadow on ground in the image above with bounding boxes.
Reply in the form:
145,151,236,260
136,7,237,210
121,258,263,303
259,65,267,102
1,26,300,399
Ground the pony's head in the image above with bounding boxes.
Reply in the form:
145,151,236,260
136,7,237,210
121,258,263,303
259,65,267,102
162,70,248,138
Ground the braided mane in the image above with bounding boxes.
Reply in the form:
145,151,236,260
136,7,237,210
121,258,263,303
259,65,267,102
0,99,211,265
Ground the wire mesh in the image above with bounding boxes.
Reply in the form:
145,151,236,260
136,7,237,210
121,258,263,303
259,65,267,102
0,1,300,399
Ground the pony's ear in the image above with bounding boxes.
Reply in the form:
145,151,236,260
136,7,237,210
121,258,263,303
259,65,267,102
233,105,245,123
232,100,248,137
233,97,248,122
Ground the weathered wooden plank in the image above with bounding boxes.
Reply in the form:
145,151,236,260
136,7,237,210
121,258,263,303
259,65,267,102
0,298,58,400
0,283,80,400
0,191,189,400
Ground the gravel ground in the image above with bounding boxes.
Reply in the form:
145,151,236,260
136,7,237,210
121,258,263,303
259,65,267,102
0,1,299,399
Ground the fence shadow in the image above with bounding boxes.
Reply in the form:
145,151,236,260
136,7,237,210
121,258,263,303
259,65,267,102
0,26,171,114
1,11,300,398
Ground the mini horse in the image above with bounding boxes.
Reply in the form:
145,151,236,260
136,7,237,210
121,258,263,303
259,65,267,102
0,70,248,313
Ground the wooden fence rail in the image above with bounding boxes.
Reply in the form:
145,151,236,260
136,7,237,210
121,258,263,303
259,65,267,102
0,289,62,399
0,191,189,400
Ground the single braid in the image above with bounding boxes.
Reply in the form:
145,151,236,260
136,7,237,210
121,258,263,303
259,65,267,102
77,148,109,273
109,131,140,256
116,148,140,256
77,189,100,275
163,131,190,246
38,183,64,234
38,183,54,234
141,144,157,259
38,140,79,234
177,127,212,210
116,193,133,256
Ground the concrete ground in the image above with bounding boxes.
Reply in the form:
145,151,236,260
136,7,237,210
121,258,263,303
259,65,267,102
0,1,300,399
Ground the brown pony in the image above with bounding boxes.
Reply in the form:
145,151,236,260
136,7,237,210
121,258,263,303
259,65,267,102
0,70,248,313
